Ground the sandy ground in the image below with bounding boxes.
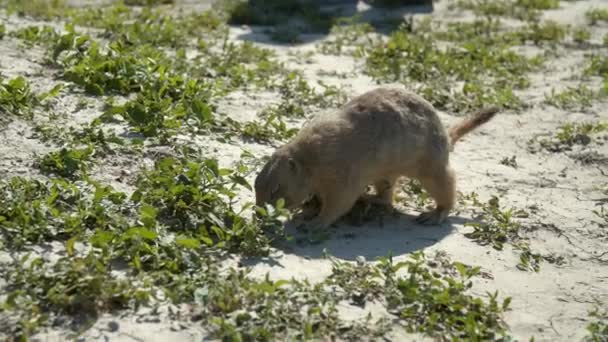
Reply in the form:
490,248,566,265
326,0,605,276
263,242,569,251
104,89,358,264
1,0,607,341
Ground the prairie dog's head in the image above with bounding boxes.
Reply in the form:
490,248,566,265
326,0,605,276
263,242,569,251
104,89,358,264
254,151,312,210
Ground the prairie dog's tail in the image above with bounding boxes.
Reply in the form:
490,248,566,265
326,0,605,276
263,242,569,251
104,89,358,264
448,106,500,149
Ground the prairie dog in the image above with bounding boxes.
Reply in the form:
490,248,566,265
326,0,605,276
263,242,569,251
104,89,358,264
255,87,499,229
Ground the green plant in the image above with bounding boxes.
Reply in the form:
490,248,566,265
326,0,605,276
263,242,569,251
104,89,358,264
317,17,376,56
132,154,288,255
516,20,568,45
584,55,608,78
379,252,511,339
0,178,127,248
544,85,599,110
585,308,608,341
464,196,526,250
586,8,608,25
36,146,95,179
0,76,59,122
2,0,68,19
572,27,591,44
10,25,59,46
537,121,608,152
363,24,540,111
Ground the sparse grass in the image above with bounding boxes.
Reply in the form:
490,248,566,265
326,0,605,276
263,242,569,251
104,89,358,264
363,22,541,111
516,20,568,46
572,27,591,44
585,308,608,341
10,25,59,46
0,0,603,339
2,0,68,20
462,195,559,272
544,85,599,110
0,76,60,122
0,76,38,120
326,251,511,340
464,196,527,251
452,0,556,21
36,146,95,179
586,8,608,25
584,55,608,78
317,17,376,56
535,121,608,152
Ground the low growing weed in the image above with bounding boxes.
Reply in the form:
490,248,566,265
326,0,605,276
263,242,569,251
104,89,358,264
586,8,608,25
544,85,600,111
0,76,41,121
585,308,608,341
36,146,95,180
463,195,556,271
534,121,608,152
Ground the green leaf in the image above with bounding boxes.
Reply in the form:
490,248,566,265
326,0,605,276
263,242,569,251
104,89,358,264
175,236,201,249
126,227,158,241
66,236,77,256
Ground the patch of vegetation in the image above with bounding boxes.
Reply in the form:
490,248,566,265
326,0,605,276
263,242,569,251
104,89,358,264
584,55,608,78
452,0,558,21
464,196,528,251
73,4,226,48
572,27,591,44
0,76,38,120
263,72,346,118
0,170,511,339
585,308,608,341
544,85,599,111
2,0,69,20
131,154,289,255
202,268,388,340
586,8,608,25
36,146,95,179
364,22,541,111
10,25,59,46
317,17,376,56
33,122,131,156
534,121,608,152
0,178,127,249
0,23,5,39
462,195,560,272
516,20,568,46
355,252,510,339
0,76,60,122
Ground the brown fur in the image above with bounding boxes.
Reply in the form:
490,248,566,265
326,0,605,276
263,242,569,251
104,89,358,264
254,87,499,229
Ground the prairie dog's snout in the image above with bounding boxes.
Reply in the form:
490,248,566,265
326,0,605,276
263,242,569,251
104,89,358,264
254,152,313,211
254,86,498,229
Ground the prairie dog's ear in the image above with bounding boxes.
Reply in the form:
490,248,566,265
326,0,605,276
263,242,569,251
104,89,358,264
288,157,298,173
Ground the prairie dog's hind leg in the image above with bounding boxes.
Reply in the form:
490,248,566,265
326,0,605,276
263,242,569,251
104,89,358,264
415,166,456,225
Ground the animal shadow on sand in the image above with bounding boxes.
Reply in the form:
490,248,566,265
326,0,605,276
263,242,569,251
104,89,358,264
233,0,434,46
245,202,467,268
